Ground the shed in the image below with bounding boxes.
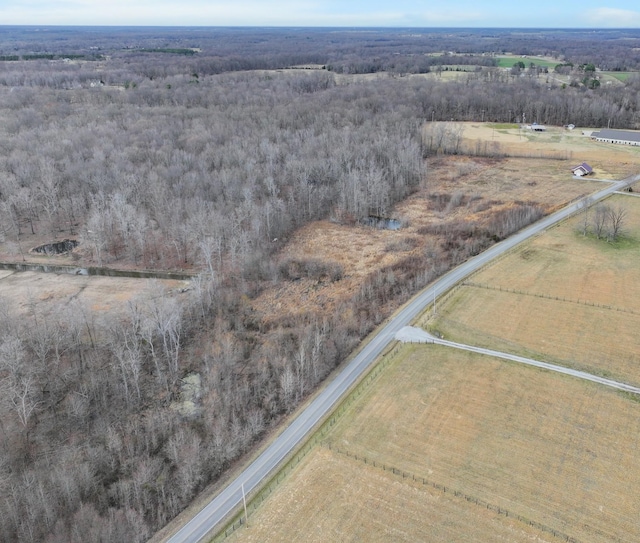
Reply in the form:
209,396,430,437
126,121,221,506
571,163,593,177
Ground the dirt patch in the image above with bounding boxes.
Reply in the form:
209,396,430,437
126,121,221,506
0,270,187,319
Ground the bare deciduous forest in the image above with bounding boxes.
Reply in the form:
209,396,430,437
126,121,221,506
0,26,639,542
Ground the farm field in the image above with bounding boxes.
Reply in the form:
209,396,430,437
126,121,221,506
458,122,640,178
495,55,560,69
228,345,640,543
227,446,557,543
427,193,640,385
601,70,637,81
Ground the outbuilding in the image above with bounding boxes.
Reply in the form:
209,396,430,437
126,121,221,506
591,129,640,146
525,122,546,132
571,162,593,177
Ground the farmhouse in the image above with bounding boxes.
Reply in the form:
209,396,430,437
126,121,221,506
591,129,640,146
571,162,593,177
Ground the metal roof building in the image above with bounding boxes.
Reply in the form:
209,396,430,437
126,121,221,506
591,129,640,146
571,162,593,177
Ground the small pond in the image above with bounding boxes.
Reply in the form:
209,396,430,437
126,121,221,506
32,239,79,255
361,216,402,230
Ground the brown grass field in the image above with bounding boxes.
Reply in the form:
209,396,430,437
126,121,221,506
227,346,640,543
427,193,640,386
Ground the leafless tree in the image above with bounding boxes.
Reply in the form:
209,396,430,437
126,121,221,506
607,204,627,241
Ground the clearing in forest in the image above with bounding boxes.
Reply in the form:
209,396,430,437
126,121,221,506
0,269,186,318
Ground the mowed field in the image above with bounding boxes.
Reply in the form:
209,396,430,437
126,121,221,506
428,193,640,386
228,345,640,543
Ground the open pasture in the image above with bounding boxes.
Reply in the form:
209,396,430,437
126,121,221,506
495,55,560,69
600,71,636,82
458,122,640,179
228,445,558,543
429,194,640,384
230,346,640,543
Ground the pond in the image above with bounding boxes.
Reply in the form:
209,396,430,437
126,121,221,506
32,239,79,255
361,216,402,230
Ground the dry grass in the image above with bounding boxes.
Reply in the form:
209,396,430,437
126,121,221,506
428,194,640,385
324,347,640,543
460,122,640,179
251,153,599,324
0,269,186,318
227,445,558,543
228,346,640,543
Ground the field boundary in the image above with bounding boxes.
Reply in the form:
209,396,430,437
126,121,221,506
323,443,582,543
462,281,640,316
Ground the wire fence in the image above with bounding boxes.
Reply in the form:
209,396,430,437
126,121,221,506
324,443,582,543
463,281,639,315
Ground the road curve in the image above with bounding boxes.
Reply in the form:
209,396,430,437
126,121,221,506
396,326,640,395
166,174,639,543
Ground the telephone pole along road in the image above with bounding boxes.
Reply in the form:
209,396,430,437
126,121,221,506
167,174,640,543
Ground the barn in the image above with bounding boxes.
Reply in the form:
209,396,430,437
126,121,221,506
591,129,640,146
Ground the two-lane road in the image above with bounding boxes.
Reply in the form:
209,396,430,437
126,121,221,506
167,173,639,543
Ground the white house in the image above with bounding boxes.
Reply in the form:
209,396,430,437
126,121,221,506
571,163,593,177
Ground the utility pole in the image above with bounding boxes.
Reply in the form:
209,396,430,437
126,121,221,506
242,483,248,526
432,288,436,316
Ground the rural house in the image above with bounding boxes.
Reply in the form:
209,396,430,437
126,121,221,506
571,162,593,176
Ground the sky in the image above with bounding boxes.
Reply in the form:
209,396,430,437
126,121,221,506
1,0,640,28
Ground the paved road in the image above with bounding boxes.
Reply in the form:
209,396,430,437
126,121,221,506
166,173,639,543
396,326,640,395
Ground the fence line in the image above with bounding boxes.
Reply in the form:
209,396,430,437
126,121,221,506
463,281,638,316
323,443,582,543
